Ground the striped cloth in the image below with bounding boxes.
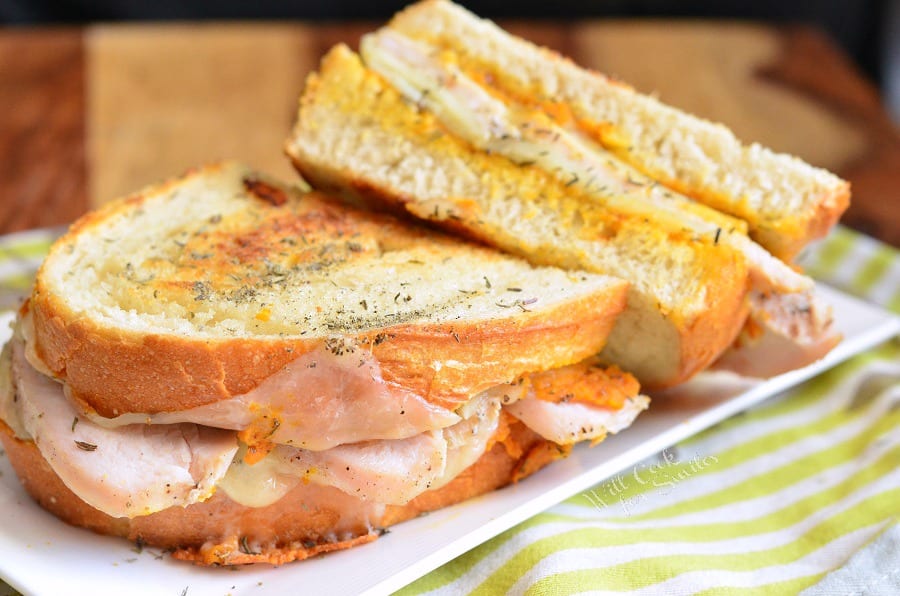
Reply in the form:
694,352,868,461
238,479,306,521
0,226,897,595
398,226,900,596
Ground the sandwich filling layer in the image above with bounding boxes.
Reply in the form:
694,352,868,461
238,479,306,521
6,340,238,517
16,308,461,449
1,332,648,518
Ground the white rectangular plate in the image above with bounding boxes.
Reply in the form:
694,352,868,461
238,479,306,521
1,285,898,596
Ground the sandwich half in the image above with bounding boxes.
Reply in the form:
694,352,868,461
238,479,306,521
0,162,648,565
286,0,845,387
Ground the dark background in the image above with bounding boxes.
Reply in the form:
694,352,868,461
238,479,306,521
0,0,892,88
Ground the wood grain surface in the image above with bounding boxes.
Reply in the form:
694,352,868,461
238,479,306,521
0,20,897,246
0,29,86,232
88,23,318,203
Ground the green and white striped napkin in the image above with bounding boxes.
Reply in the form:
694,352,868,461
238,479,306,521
400,226,900,595
0,225,897,595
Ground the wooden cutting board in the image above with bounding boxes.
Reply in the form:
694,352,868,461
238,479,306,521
2,21,898,245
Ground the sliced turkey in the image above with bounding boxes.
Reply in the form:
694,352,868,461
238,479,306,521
506,394,649,444
714,289,840,378
77,338,461,450
222,392,504,507
10,340,237,518
288,430,448,505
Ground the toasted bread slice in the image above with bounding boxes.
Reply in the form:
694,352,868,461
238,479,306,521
287,46,751,387
29,162,628,416
384,0,849,261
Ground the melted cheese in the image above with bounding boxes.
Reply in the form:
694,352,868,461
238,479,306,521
220,392,503,507
528,360,639,410
216,443,302,507
430,390,502,491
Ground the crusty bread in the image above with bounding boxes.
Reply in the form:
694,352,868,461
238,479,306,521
30,162,628,415
287,46,750,388
0,413,556,565
385,0,850,261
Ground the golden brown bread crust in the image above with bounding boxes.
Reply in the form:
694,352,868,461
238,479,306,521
0,415,551,565
31,280,625,415
650,172,851,264
663,286,751,388
29,163,628,415
776,183,851,263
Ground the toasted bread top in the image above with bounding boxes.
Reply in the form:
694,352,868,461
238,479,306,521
30,162,629,415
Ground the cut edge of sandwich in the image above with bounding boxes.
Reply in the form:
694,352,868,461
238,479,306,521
385,0,849,261
286,44,752,388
